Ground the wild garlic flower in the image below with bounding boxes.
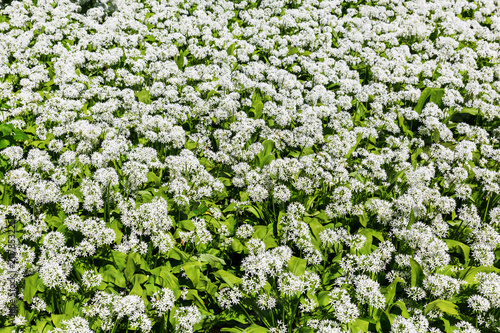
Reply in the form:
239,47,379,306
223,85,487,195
328,288,359,324
151,288,175,316
354,275,386,310
174,306,202,333
82,270,103,289
217,287,242,309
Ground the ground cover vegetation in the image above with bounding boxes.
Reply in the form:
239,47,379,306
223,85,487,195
0,0,499,331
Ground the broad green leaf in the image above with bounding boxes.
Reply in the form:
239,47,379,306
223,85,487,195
410,258,423,287
346,134,362,159
35,320,48,333
109,219,123,245
214,270,242,287
460,108,478,115
444,239,470,262
12,129,29,142
253,101,263,119
183,261,201,287
125,255,136,282
317,291,330,307
63,300,74,317
112,251,127,270
424,299,459,316
146,171,161,186
227,43,237,56
0,123,13,136
376,311,391,333
243,324,269,333
288,256,307,276
192,253,226,265
415,87,444,114
382,277,403,306
135,89,151,104
101,265,127,288
130,280,144,298
51,314,68,328
297,328,314,333
462,266,500,284
432,128,440,143
0,138,10,149
390,301,410,318
287,47,299,56
23,273,40,303
349,318,370,333
130,274,149,285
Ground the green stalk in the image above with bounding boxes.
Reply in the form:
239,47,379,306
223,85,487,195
239,304,255,325
483,192,491,223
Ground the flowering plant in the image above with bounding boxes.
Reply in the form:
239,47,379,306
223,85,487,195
0,0,500,332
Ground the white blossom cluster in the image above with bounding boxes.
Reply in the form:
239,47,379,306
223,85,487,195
0,0,498,330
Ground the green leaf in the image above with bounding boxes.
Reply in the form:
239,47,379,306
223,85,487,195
243,324,269,333
176,55,185,69
12,129,29,142
23,273,40,304
130,280,144,298
35,320,48,333
382,278,403,306
112,251,127,270
288,256,307,276
102,265,127,288
253,101,263,119
461,266,500,284
415,87,444,114
460,108,478,115
193,253,226,265
0,123,13,136
349,318,370,333
227,43,237,56
125,255,136,282
287,47,299,56
135,89,151,104
424,299,459,316
64,300,75,317
214,270,242,287
376,311,391,333
51,314,68,328
309,218,325,242
0,138,10,149
130,274,149,285
146,171,161,186
317,291,330,307
410,258,423,287
432,128,440,143
390,301,410,318
151,266,180,297
109,219,123,245
346,134,362,159
444,239,470,263
297,328,314,333
411,148,422,170
183,261,201,287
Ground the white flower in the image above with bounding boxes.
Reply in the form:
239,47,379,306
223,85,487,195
82,270,102,289
354,275,386,309
151,288,175,317
174,306,202,333
468,295,490,312
13,315,26,326
217,287,242,309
